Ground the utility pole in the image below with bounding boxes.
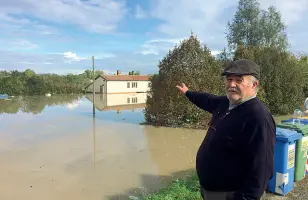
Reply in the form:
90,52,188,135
93,113,96,168
92,56,95,116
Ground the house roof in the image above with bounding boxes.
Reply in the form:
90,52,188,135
101,74,150,81
84,74,151,89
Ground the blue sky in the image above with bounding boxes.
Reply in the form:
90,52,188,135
0,0,308,75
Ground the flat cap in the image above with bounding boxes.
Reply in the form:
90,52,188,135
221,59,260,79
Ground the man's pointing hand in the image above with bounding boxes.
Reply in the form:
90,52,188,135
176,83,188,94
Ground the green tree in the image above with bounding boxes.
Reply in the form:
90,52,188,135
128,71,140,75
233,45,306,114
24,69,35,78
0,76,25,95
95,70,104,76
259,6,289,49
144,34,224,129
298,55,308,97
226,0,288,51
84,70,92,79
0,69,93,96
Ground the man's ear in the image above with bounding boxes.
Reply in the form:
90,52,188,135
253,81,259,89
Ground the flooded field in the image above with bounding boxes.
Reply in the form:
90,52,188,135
0,93,205,200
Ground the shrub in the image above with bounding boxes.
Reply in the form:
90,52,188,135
144,34,225,129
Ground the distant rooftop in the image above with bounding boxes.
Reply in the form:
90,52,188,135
100,74,150,81
98,70,151,81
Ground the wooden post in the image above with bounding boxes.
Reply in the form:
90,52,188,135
93,113,96,168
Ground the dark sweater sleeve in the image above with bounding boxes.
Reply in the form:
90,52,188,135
233,117,275,200
185,90,224,114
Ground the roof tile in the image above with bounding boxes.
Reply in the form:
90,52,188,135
101,75,150,81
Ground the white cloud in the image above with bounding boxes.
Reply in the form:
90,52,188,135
149,0,308,51
66,102,80,110
63,52,88,62
135,5,147,19
258,0,308,24
0,0,127,34
61,52,117,64
95,53,116,59
138,38,186,55
0,50,160,75
137,38,221,57
0,10,58,37
10,39,39,50
151,0,232,35
211,50,221,56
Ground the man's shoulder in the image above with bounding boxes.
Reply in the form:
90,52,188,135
247,98,271,114
243,98,275,126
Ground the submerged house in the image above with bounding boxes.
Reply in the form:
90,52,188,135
84,70,151,94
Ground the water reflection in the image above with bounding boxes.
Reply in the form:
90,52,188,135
82,93,148,124
0,93,147,115
85,93,147,113
0,93,206,200
0,95,82,114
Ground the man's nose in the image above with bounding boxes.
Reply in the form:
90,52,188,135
228,80,237,87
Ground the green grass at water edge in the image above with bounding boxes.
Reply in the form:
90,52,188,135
141,172,201,200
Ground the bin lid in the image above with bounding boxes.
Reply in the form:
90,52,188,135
281,118,308,125
276,127,302,142
277,123,308,135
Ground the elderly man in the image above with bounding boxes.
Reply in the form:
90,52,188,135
176,59,276,200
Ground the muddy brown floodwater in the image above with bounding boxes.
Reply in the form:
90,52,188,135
0,94,206,200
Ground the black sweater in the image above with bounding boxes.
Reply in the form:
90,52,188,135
185,91,276,200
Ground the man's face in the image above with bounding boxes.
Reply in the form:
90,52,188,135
224,74,258,104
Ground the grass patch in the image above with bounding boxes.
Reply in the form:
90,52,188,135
141,171,201,200
272,114,293,124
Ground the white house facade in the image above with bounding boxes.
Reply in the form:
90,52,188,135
104,92,147,106
85,92,147,108
85,71,151,94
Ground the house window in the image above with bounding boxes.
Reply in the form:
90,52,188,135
127,98,130,103
127,82,130,88
148,82,151,87
132,82,138,88
132,97,138,103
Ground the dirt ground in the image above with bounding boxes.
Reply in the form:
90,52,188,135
266,176,308,200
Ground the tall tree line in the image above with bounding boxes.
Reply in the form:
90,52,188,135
0,69,104,96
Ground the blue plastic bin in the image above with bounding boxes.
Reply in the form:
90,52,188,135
281,118,308,125
267,127,302,195
0,94,8,99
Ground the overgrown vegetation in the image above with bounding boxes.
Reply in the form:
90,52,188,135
144,36,225,129
233,45,307,115
0,69,103,96
144,0,308,129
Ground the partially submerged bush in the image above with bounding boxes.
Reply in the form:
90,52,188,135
144,34,225,129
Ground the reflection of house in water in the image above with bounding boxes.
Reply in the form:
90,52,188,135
85,93,147,113
84,70,151,113
84,70,151,94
